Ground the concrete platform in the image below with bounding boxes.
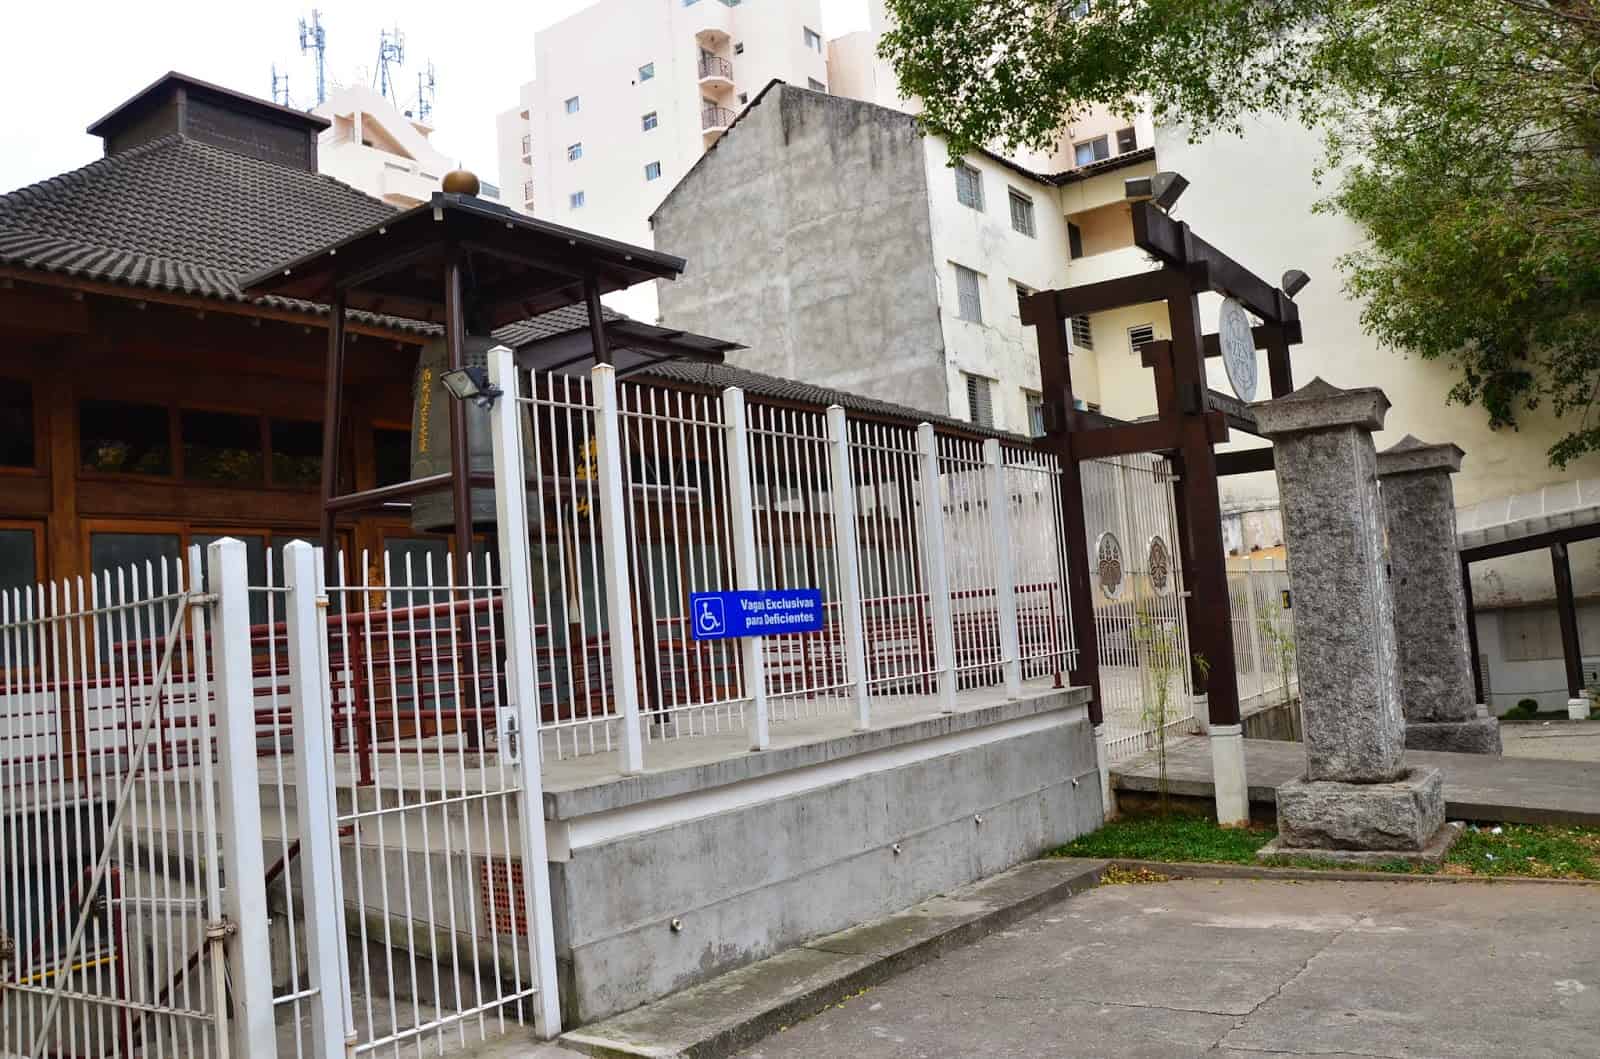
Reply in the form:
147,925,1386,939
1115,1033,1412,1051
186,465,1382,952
1112,735,1600,826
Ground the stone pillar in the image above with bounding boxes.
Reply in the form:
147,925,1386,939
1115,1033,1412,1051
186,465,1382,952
1377,436,1501,754
1252,380,1453,864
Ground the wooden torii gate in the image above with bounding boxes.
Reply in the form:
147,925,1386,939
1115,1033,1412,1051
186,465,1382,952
1022,197,1305,812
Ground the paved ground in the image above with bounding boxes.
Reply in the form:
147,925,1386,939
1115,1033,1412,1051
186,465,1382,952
1501,720,1600,763
1113,735,1600,825
737,877,1600,1059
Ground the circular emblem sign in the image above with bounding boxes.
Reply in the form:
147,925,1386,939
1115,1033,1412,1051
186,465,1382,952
1218,296,1258,403
1095,532,1125,601
1148,535,1172,596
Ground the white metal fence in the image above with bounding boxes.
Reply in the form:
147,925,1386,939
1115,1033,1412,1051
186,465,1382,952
1228,555,1298,711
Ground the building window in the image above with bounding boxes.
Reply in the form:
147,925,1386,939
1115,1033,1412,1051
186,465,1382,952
1074,135,1109,166
89,530,182,581
683,0,700,5
1,379,34,468
519,133,530,156
639,62,655,81
182,409,263,483
564,96,580,114
523,179,534,202
1025,392,1045,437
1128,323,1156,354
270,419,322,487
803,26,822,51
80,399,172,476
642,111,658,131
965,374,994,428
1116,126,1137,153
954,161,983,210
1014,281,1036,317
645,161,662,181
567,142,582,161
374,428,411,488
1008,189,1036,237
1067,221,1084,259
1071,314,1094,349
954,264,983,323
734,42,744,55
0,525,38,595
570,190,585,208
738,92,748,104
808,77,827,92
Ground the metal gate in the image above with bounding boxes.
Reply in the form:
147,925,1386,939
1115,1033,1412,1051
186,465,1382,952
1080,453,1195,760
1,552,229,1058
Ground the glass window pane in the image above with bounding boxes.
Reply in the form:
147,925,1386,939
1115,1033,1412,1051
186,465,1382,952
80,400,171,475
90,532,181,578
0,528,37,595
194,533,270,624
374,428,411,487
271,419,322,487
1,379,34,468
183,410,263,482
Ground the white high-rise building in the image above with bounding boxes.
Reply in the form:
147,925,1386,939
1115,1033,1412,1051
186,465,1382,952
316,84,497,208
496,0,830,319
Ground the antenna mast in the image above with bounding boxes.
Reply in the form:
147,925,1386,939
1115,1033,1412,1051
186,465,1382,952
270,64,292,107
299,9,327,105
375,25,406,103
416,61,436,124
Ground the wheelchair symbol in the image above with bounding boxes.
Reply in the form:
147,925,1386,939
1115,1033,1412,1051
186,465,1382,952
695,597,726,637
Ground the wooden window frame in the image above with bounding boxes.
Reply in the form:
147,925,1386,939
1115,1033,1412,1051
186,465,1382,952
0,375,45,478
0,518,47,587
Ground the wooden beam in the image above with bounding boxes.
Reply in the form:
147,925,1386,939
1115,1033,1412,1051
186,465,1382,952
326,473,454,513
445,254,473,571
1552,542,1584,699
1021,271,1170,327
1200,321,1303,358
1132,202,1299,327
1459,521,1600,563
1206,388,1258,434
1461,553,1484,704
1215,448,1275,476
319,291,347,581
1067,412,1229,462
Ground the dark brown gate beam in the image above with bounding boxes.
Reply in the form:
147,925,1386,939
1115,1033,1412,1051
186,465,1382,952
1552,542,1584,699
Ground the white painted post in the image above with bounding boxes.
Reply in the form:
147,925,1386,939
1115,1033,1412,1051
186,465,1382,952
592,363,646,774
282,541,354,1057
983,439,1023,700
826,406,871,729
917,423,957,711
205,538,278,1059
723,387,770,749
1093,723,1115,820
1210,723,1251,827
1242,553,1266,704
488,346,564,1038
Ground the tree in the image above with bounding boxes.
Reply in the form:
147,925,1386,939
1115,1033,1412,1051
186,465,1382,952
880,1,1600,466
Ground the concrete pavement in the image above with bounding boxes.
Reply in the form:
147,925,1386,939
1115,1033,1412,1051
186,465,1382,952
738,876,1600,1058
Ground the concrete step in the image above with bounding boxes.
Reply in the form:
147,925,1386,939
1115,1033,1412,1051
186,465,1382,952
558,857,1108,1059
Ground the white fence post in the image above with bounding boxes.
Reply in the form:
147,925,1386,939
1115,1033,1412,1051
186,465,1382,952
984,439,1023,699
205,538,278,1059
1242,553,1265,703
917,423,957,711
488,346,565,1038
723,387,770,749
592,363,646,774
282,540,354,1057
827,406,871,729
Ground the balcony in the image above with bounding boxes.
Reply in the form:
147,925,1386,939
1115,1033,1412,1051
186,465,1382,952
520,133,531,161
697,54,734,88
701,105,736,133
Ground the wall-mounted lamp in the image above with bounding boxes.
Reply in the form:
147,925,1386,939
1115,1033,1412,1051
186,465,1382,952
439,365,504,409
1124,171,1189,212
1281,269,1311,299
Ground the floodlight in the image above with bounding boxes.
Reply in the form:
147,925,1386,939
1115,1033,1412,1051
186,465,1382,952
439,365,503,409
1281,269,1311,299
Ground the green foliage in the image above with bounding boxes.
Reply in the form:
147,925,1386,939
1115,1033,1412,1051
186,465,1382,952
1450,824,1600,880
1054,816,1274,864
1132,605,1183,811
878,1,1600,466
1256,607,1296,707
1505,699,1539,720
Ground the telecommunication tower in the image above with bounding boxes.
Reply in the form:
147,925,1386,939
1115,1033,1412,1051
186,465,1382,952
299,9,327,106
374,25,406,103
270,64,292,107
415,61,437,124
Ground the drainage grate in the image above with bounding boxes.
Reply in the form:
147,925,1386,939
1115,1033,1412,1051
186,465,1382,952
479,858,529,937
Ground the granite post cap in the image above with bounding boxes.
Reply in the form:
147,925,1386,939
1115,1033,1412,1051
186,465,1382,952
1252,377,1390,438
1376,434,1464,477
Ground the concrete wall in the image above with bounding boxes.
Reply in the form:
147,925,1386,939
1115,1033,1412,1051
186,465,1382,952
543,692,1100,1024
654,85,950,413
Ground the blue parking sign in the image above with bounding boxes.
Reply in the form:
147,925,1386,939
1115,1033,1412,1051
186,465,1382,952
688,589,823,640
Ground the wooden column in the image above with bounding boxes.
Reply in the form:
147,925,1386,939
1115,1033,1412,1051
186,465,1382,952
319,290,347,583
42,370,80,584
1461,554,1484,704
444,254,473,572
1033,299,1102,725
585,274,612,367
1166,274,1242,727
1263,324,1294,399
1551,542,1584,698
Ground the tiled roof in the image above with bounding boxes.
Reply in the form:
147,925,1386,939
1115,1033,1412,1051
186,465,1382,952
0,133,428,330
490,303,624,348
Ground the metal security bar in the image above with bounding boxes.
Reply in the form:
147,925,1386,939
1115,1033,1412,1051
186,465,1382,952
937,435,1008,691
1081,453,1194,761
1001,443,1076,683
1228,554,1298,711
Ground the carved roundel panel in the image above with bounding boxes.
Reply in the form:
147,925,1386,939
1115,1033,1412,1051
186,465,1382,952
1148,535,1172,596
1096,532,1125,601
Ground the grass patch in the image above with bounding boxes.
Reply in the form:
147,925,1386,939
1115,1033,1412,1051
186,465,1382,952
1054,816,1600,880
1052,815,1274,864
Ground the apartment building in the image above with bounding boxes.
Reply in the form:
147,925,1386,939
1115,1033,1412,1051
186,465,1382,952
651,84,1156,437
495,0,829,317
315,84,497,208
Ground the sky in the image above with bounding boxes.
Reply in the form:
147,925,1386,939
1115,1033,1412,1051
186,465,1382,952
2,0,869,193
